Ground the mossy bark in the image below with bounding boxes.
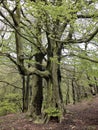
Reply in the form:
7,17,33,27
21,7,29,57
28,53,44,119
43,40,64,123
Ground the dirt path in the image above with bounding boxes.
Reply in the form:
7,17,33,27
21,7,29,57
0,95,98,130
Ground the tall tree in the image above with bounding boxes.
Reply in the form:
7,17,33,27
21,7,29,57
0,0,98,122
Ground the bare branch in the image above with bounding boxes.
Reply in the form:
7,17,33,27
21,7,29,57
0,80,22,89
50,26,98,44
0,51,18,66
70,53,98,63
77,13,98,19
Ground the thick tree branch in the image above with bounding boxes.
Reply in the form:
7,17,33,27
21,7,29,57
0,51,50,77
0,11,46,54
18,65,50,77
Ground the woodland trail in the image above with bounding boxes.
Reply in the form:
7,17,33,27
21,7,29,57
0,95,98,130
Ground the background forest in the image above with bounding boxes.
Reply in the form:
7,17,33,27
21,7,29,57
0,0,98,123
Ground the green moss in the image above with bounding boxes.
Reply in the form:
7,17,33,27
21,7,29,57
44,107,61,117
0,101,17,116
0,93,22,116
87,126,96,130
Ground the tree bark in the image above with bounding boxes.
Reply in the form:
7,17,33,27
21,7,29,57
72,79,76,104
28,53,44,119
43,39,64,122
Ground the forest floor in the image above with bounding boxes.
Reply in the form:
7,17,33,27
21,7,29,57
0,95,98,130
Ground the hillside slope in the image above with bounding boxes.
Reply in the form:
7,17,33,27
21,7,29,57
0,95,98,130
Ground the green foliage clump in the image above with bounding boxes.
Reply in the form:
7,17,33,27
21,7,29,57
0,101,16,116
0,93,22,116
44,107,61,117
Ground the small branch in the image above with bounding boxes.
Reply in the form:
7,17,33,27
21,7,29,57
0,80,22,89
71,53,98,63
0,52,18,66
49,26,98,44
77,13,98,19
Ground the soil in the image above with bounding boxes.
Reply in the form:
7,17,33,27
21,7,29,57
0,95,98,130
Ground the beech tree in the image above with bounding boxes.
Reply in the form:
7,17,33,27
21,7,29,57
0,0,98,122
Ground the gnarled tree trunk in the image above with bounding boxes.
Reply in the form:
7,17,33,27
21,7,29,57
28,53,44,119
43,40,64,123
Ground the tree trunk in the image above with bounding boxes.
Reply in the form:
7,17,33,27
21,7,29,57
14,0,28,112
72,79,76,104
22,75,31,112
75,82,81,102
28,75,43,118
66,81,70,105
94,77,98,94
43,43,64,123
28,53,44,119
22,75,27,112
43,64,64,123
